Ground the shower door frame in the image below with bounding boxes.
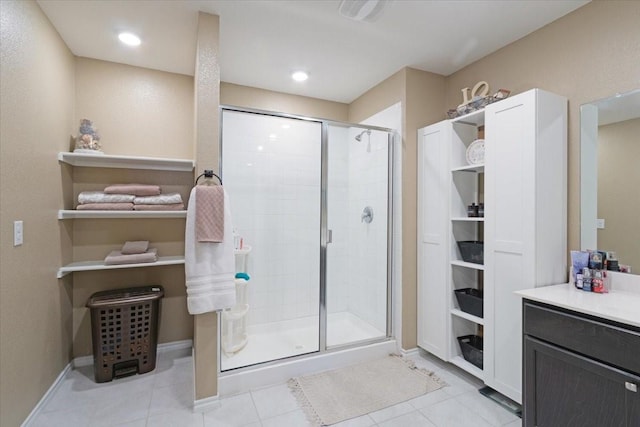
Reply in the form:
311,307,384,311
219,106,394,372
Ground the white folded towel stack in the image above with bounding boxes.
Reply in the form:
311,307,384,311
184,187,236,314
133,193,183,205
78,191,135,204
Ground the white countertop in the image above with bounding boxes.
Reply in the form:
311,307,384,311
516,283,640,328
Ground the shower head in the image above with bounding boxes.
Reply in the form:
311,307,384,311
355,129,371,142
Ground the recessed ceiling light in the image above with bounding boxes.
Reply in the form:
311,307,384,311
292,71,308,82
118,32,141,47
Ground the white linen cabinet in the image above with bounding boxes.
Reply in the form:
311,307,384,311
484,89,567,403
417,88,567,404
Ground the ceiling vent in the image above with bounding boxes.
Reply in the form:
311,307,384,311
338,0,387,22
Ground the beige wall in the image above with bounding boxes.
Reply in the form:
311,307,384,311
445,0,640,255
222,82,349,122
75,57,194,159
597,118,640,272
348,69,405,124
0,1,75,426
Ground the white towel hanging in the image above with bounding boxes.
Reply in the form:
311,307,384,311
184,187,236,314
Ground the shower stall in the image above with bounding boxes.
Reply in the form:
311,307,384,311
219,107,393,371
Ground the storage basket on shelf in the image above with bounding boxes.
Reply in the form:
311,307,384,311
86,286,164,383
457,335,483,369
454,288,484,318
457,241,484,264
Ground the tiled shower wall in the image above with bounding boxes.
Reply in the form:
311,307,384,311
223,111,321,326
344,128,389,333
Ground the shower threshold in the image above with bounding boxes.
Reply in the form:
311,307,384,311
221,311,385,371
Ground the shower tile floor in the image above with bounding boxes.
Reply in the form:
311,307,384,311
221,311,386,371
29,348,521,427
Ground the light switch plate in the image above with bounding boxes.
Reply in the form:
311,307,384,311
14,220,23,246
596,218,605,229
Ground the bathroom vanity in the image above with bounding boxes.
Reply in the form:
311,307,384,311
517,284,640,426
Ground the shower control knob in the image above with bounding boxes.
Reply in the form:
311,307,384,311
361,206,373,224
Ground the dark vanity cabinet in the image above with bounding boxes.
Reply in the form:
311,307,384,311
523,300,640,427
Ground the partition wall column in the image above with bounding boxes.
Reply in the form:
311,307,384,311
193,11,220,405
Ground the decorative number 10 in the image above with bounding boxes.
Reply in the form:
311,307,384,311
460,81,490,107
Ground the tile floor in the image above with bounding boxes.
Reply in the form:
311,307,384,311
30,349,522,427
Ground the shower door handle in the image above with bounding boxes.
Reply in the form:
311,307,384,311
327,229,332,244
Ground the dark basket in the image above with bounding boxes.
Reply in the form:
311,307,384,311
87,286,164,383
454,288,483,318
457,335,483,369
457,241,484,264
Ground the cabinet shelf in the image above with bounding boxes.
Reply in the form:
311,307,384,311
451,260,485,270
58,210,187,219
57,256,185,278
450,355,483,379
452,164,484,173
451,109,485,126
58,152,195,171
451,217,484,222
451,308,484,325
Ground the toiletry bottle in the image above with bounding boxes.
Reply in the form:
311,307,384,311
582,267,592,292
233,228,240,250
592,270,604,293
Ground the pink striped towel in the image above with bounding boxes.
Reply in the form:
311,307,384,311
195,186,224,242
104,184,161,196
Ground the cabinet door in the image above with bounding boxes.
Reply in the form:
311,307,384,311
484,90,537,403
524,335,640,427
417,122,450,360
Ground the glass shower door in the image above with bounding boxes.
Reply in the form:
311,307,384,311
325,124,391,348
220,109,322,370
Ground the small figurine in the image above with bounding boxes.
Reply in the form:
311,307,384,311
74,119,102,153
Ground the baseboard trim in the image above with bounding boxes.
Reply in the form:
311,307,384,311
193,394,220,412
73,339,193,368
21,363,72,427
400,347,420,358
24,340,194,426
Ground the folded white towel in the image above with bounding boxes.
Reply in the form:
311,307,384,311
184,187,236,314
134,193,183,205
78,191,135,204
104,248,158,265
121,240,149,254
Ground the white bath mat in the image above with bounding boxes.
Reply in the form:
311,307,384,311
288,354,446,426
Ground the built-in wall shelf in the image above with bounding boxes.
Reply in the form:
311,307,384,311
451,260,485,270
451,308,484,325
58,210,187,219
451,217,485,222
451,164,484,173
57,256,185,278
58,152,195,171
450,355,483,379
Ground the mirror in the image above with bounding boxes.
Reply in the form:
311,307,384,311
581,88,640,274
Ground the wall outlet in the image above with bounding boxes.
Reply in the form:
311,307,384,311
14,220,23,246
596,218,605,229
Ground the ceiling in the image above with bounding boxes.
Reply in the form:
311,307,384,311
37,0,589,104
